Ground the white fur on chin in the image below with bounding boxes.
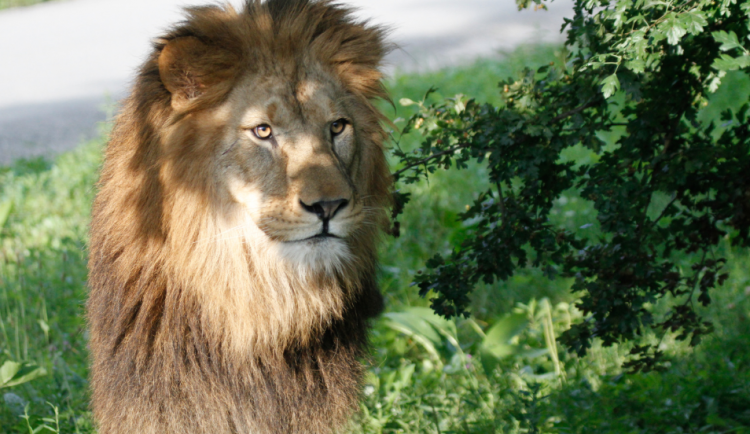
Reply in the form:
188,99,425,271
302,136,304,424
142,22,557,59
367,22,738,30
274,237,353,276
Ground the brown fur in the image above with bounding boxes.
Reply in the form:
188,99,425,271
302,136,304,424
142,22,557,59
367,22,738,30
87,1,392,432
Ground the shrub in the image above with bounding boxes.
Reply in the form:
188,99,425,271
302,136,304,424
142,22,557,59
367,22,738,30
392,0,750,371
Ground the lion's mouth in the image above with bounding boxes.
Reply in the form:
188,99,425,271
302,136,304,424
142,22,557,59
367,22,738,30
304,233,340,242
282,232,341,244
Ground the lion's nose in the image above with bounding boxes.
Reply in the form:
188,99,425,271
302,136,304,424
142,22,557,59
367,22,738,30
300,198,349,222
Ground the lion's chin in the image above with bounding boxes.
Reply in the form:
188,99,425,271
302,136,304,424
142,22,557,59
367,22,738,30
274,236,353,275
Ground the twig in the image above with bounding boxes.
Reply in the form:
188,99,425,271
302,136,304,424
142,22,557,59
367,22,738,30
392,143,471,178
549,98,602,124
646,194,678,233
392,99,601,178
496,181,507,227
684,250,708,307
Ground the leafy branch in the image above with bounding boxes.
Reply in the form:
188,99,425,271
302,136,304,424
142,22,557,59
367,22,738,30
391,0,750,371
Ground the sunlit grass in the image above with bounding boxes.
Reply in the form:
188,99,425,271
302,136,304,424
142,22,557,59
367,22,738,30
0,137,102,432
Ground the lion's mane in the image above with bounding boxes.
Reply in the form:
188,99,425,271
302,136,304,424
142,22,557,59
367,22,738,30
87,1,391,433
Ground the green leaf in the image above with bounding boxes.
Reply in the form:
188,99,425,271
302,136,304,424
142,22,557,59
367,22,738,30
0,361,20,385
0,199,12,229
707,74,723,93
0,361,47,388
601,73,621,98
680,11,708,34
712,53,750,71
627,58,646,74
408,307,457,340
664,15,687,45
706,412,732,427
383,308,456,359
713,30,743,51
453,96,466,114
479,313,530,375
38,319,50,340
396,363,415,389
482,313,528,348
644,0,670,8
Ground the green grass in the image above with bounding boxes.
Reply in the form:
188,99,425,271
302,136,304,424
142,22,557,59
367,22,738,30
0,137,102,432
1,44,749,433
0,0,54,10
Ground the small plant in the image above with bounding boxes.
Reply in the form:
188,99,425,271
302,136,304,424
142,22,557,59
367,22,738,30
505,382,549,434
21,403,60,434
382,299,571,379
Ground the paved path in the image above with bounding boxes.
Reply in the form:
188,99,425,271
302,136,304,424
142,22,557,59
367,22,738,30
0,0,573,164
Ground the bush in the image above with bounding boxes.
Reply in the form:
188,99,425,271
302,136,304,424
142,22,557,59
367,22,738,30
392,0,750,371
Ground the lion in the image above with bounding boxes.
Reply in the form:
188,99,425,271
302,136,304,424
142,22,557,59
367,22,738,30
86,1,392,433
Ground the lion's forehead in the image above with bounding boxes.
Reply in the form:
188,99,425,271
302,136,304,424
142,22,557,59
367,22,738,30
230,74,343,131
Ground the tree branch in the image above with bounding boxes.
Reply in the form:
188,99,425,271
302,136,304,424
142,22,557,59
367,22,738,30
549,98,602,124
496,181,507,228
392,99,601,179
392,143,472,178
647,194,678,233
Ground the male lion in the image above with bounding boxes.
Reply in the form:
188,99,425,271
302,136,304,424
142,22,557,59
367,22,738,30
87,1,391,432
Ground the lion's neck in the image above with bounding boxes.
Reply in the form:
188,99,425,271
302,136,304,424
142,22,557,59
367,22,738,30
163,207,364,357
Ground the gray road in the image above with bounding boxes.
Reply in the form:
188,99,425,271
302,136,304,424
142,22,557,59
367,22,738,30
0,0,573,165
0,98,113,163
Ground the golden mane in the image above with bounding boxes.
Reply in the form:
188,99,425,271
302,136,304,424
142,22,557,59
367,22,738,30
87,1,392,433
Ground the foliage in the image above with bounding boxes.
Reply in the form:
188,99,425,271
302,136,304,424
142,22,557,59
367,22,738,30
381,300,564,379
358,276,750,433
391,0,750,371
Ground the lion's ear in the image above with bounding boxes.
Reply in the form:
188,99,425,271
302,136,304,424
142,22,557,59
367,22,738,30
158,36,240,112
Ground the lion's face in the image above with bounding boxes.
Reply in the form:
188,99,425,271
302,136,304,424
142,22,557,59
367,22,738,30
145,8,390,281
193,69,378,272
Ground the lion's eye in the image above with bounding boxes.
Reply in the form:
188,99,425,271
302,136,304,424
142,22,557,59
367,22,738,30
330,119,348,136
252,124,273,139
